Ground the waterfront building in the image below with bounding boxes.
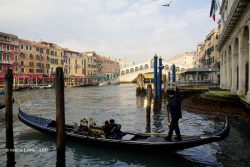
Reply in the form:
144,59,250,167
18,39,47,77
198,28,220,69
182,28,221,84
37,41,64,75
96,55,120,80
166,51,195,69
63,49,84,77
217,0,250,100
118,58,134,69
82,51,97,77
0,32,19,77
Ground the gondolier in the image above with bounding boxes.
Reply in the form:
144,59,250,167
165,88,182,141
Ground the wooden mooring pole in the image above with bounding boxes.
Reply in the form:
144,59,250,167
55,67,66,167
5,69,15,166
146,84,152,133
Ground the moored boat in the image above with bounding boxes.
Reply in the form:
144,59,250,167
18,108,230,152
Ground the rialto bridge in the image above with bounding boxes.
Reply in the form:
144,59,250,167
119,58,187,83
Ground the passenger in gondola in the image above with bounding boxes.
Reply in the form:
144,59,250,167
114,124,124,139
79,118,89,132
109,119,118,137
102,120,111,138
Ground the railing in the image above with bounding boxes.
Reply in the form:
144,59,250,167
175,80,220,88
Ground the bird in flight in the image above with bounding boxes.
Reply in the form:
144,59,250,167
162,1,172,7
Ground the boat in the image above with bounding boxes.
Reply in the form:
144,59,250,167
0,103,5,109
18,108,230,152
39,84,53,89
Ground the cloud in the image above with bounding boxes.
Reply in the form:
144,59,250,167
0,0,217,63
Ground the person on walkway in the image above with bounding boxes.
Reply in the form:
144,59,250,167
165,89,182,141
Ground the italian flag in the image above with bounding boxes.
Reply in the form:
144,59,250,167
210,0,220,21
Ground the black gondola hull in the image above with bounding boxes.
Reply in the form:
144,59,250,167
18,108,230,152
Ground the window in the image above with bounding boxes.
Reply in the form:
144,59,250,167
15,55,18,62
29,62,34,67
36,47,39,52
55,59,58,64
29,69,34,73
30,46,32,50
30,54,34,59
0,53,2,61
50,59,54,64
7,54,10,61
51,51,54,55
47,56,50,61
0,65,2,72
46,49,50,54
21,45,23,49
21,61,24,66
46,64,50,69
36,55,40,60
40,48,43,54
21,68,24,73
26,46,29,50
61,60,64,65
7,45,10,51
55,51,57,56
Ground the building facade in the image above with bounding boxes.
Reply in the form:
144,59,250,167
166,51,195,69
0,32,19,76
217,0,250,100
63,49,84,76
96,55,120,79
18,39,48,77
82,51,97,77
37,41,64,75
197,28,220,68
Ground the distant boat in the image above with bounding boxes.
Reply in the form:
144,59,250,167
18,108,230,152
39,84,53,89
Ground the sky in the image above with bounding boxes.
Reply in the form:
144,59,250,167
0,0,218,63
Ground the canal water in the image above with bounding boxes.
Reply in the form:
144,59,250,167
0,84,247,166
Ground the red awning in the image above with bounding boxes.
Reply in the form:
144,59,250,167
30,74,43,79
14,73,30,79
0,73,5,79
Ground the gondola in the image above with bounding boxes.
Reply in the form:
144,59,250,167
0,103,5,109
18,108,230,152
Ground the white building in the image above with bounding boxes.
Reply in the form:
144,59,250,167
165,51,195,69
217,0,250,100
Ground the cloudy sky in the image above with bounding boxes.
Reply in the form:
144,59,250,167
0,0,218,63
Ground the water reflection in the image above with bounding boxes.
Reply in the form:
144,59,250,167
16,129,194,167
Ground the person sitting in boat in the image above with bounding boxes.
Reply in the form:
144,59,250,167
102,120,111,138
113,124,124,139
79,118,89,132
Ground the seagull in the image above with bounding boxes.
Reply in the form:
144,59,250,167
162,1,172,7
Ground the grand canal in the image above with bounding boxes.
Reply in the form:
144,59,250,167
0,84,249,167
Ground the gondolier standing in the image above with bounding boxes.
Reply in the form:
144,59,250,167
165,88,182,141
